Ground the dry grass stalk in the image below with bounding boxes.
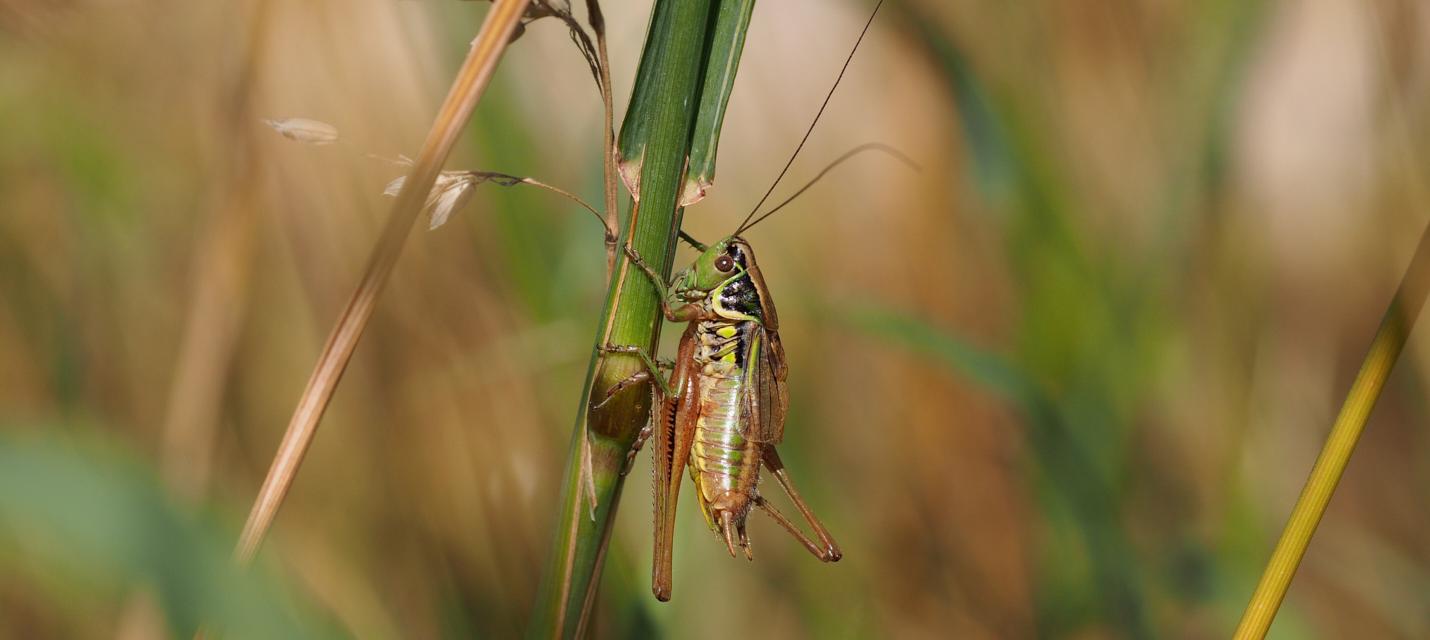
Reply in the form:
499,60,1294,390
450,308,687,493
584,0,619,277
383,168,602,231
231,0,532,566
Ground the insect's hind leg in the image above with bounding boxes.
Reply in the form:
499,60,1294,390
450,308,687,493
589,369,650,411
758,447,842,562
591,344,675,474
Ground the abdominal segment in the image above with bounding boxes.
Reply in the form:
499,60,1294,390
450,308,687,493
689,360,762,532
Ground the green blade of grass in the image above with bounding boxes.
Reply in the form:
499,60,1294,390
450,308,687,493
682,0,756,206
0,432,340,639
528,0,720,635
895,10,1159,632
612,0,676,197
839,304,1153,637
840,306,1032,403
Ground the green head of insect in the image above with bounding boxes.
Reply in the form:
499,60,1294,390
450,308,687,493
669,236,775,326
670,236,747,300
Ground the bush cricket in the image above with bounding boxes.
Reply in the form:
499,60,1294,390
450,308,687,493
593,1,902,602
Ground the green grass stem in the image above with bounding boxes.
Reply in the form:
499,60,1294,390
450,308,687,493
527,0,726,635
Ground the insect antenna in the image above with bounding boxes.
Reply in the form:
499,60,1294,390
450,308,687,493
734,0,884,236
737,143,917,233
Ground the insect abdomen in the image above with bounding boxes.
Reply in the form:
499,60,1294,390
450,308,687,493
689,321,763,529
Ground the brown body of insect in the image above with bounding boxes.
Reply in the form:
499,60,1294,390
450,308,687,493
601,236,841,601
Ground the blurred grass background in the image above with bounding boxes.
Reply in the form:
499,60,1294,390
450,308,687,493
3,0,1430,637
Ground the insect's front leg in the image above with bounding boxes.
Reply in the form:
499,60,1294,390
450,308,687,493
622,244,700,322
621,245,675,318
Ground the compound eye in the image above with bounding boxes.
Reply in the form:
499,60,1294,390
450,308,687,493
714,255,735,272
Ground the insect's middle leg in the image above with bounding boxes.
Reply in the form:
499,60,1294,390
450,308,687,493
592,343,674,407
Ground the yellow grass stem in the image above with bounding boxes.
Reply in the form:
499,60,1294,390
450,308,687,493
1235,218,1430,638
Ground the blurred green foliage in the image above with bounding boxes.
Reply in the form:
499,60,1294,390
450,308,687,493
0,431,337,638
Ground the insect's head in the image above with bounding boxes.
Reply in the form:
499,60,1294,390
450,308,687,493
670,236,752,301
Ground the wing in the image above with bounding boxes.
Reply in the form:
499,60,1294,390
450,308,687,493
652,323,699,601
743,324,789,444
